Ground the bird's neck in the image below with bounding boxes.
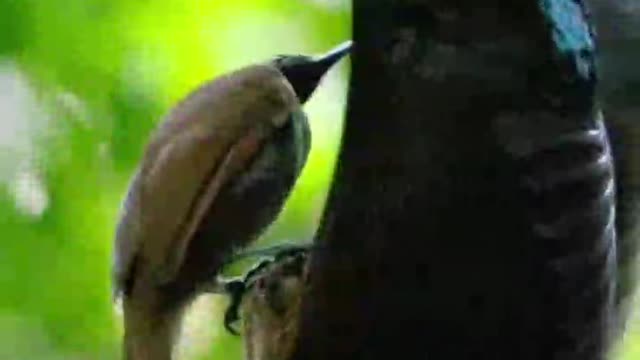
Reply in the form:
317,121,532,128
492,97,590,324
123,294,186,360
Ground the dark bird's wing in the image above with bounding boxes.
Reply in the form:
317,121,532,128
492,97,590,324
606,111,640,334
492,2,618,356
588,0,640,333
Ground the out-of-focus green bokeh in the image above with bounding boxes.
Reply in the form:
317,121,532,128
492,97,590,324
0,0,350,359
0,1,637,359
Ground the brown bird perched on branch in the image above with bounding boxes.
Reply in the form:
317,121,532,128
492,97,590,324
111,41,352,360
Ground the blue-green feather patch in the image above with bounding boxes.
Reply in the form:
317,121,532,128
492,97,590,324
540,0,595,79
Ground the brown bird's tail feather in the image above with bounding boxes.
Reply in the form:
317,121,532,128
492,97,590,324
122,292,186,360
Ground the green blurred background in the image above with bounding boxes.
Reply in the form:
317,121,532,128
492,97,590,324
0,0,636,359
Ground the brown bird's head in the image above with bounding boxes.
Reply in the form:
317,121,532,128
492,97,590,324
270,41,352,104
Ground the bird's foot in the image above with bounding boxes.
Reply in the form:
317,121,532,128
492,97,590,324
220,244,310,335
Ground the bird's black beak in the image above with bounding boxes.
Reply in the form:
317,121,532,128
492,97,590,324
277,40,352,104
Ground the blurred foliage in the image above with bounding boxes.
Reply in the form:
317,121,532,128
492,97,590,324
0,1,637,360
0,0,350,359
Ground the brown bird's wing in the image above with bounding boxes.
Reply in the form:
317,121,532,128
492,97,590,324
111,127,233,298
156,125,269,283
112,168,145,299
112,123,272,297
112,65,298,299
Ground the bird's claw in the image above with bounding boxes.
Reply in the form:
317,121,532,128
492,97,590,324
220,244,311,336
222,279,246,335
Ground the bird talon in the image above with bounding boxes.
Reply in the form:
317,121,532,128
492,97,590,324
221,278,246,335
223,308,242,336
220,244,311,335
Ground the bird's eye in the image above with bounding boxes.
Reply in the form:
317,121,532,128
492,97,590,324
274,116,293,138
273,55,288,65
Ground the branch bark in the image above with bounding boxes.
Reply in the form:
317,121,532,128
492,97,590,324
286,1,637,360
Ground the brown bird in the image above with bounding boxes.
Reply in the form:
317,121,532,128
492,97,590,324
111,41,352,360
